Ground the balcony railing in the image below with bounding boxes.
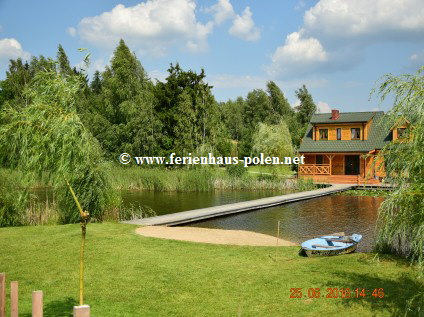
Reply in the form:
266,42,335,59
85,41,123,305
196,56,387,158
299,164,330,175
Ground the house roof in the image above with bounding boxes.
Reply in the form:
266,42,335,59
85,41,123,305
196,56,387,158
310,111,375,124
299,111,392,153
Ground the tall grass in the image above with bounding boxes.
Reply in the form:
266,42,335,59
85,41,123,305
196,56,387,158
110,166,315,192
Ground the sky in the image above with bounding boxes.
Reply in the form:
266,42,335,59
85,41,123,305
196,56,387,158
0,0,423,113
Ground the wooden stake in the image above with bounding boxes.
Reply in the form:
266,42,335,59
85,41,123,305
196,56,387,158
32,291,43,317
73,305,90,317
10,281,18,317
276,220,280,246
275,221,281,260
0,273,5,317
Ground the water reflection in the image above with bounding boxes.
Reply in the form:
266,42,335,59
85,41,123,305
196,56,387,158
121,190,292,215
186,195,384,252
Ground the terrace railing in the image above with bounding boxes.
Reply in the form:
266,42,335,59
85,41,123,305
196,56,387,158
299,164,330,175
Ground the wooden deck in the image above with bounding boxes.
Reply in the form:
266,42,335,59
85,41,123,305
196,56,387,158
299,174,382,185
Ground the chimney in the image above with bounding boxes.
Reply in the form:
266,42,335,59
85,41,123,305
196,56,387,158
331,109,340,120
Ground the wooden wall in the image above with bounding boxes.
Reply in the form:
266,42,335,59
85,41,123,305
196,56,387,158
313,124,367,141
331,155,344,175
303,154,315,164
364,152,386,178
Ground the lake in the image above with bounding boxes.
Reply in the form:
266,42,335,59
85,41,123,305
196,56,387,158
123,190,383,252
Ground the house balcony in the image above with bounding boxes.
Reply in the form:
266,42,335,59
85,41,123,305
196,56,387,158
298,164,330,175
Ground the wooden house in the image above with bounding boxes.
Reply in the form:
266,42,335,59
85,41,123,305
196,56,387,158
298,110,397,184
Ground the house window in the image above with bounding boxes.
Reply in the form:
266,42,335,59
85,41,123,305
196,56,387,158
351,128,361,140
319,129,328,140
397,128,408,138
316,155,323,164
337,128,341,140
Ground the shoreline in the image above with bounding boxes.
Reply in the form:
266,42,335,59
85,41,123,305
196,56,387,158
136,226,298,246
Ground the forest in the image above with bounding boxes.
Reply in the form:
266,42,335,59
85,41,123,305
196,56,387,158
0,39,317,226
0,39,316,161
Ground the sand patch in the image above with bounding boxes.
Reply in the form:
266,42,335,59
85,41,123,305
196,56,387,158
136,226,298,246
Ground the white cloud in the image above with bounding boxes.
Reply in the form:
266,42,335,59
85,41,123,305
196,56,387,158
206,1,260,42
272,31,327,63
410,51,424,63
316,101,331,113
304,0,424,40
207,0,234,25
76,0,213,56
0,38,30,61
268,0,424,78
67,27,77,37
268,30,327,76
229,7,260,41
291,99,301,109
406,50,424,70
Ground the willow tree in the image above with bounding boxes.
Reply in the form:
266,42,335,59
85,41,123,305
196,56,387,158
0,56,113,223
373,66,424,266
251,120,294,159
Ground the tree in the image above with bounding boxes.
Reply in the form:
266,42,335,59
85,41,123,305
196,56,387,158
251,120,293,159
0,55,56,111
266,81,294,119
57,44,73,76
373,66,424,265
154,63,221,156
90,70,102,95
221,97,244,142
0,58,31,108
0,57,114,223
244,89,274,126
89,39,161,158
295,84,316,126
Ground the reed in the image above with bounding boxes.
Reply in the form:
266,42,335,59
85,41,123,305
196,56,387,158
110,166,315,192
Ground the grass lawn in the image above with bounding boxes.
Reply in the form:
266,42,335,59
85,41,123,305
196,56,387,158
1,223,420,316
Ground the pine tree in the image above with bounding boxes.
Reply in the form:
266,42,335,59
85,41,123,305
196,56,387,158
57,44,72,76
90,71,102,95
154,63,221,156
93,39,160,158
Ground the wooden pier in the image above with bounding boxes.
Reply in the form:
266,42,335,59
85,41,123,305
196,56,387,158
123,184,354,227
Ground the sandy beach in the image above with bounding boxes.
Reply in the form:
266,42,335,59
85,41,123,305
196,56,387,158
136,226,298,246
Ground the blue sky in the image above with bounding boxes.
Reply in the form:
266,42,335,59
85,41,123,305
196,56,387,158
0,0,423,112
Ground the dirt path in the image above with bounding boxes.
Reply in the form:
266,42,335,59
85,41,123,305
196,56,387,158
136,226,298,246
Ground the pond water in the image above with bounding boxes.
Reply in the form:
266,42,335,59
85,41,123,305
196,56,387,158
121,190,292,215
185,195,384,252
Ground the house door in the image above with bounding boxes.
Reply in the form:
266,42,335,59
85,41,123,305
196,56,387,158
345,155,360,175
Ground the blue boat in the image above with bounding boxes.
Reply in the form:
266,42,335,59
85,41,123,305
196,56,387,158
299,234,363,257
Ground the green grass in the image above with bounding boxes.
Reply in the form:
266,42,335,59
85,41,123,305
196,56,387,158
1,223,421,316
335,189,392,197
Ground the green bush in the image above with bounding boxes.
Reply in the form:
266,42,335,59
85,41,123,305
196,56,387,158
226,164,247,178
0,170,27,227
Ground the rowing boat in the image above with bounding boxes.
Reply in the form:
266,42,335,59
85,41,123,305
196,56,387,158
299,234,363,257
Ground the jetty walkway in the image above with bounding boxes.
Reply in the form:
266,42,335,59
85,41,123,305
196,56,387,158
123,184,353,226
